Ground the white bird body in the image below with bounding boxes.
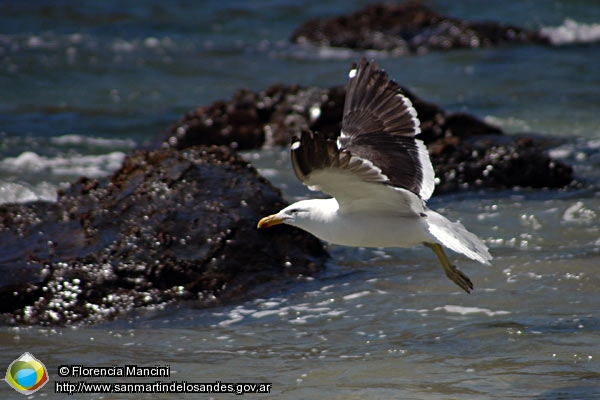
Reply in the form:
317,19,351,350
258,58,492,293
278,198,432,248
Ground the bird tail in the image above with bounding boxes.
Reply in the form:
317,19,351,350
425,210,492,265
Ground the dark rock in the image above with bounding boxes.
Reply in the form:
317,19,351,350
166,91,266,151
164,83,573,193
290,2,549,54
164,84,347,151
429,135,574,193
0,146,327,325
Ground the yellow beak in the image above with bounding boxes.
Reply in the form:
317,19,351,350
257,214,285,229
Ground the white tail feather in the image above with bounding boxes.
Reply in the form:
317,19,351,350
426,210,492,265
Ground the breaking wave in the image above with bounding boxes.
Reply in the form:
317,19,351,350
540,19,600,45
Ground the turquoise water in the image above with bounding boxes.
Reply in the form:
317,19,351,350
1,1,600,398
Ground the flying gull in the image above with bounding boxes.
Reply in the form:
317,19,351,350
257,58,491,293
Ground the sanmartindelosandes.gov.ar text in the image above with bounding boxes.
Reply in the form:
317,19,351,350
55,380,273,395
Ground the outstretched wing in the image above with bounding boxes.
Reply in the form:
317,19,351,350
341,58,435,201
291,131,425,216
290,58,436,216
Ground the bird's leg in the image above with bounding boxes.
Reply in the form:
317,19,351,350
424,242,473,294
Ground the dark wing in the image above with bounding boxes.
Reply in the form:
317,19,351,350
343,58,420,138
340,58,435,200
291,131,425,216
290,58,436,216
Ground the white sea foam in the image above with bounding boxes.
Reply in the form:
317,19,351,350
251,308,287,319
0,151,126,178
435,305,510,317
483,115,531,133
1,31,183,61
255,168,280,179
540,19,600,45
548,145,574,160
342,291,371,301
0,181,58,204
548,138,600,163
562,201,597,223
218,306,257,327
218,298,289,325
214,297,349,327
50,134,136,149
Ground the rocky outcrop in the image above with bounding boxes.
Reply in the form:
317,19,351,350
0,146,327,325
163,84,347,151
290,2,549,54
164,84,573,193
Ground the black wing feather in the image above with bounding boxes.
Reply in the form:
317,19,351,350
291,131,387,188
291,58,435,203
342,58,420,138
342,133,428,198
340,58,434,199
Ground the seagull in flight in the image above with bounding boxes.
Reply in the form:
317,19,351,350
257,58,491,293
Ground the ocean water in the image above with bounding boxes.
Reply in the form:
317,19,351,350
1,1,600,398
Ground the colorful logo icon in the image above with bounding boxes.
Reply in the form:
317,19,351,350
5,352,49,395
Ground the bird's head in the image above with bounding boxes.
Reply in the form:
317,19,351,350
256,201,313,229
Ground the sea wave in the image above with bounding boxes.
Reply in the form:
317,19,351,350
434,305,511,317
50,134,136,149
483,115,531,133
540,19,600,45
0,150,126,178
0,181,58,204
0,150,126,204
